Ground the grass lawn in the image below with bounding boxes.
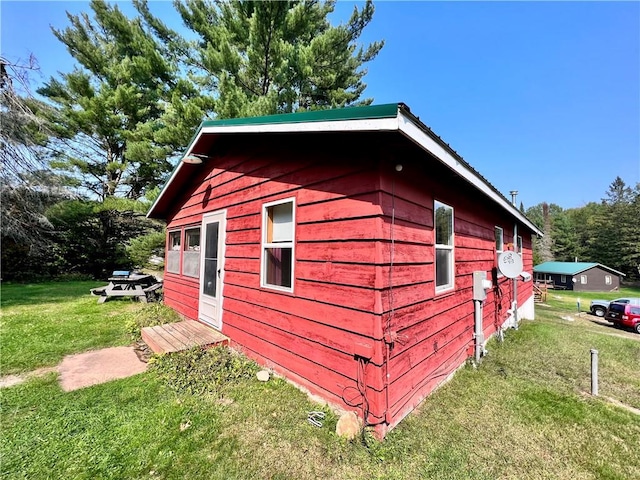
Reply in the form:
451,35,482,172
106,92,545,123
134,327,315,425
2,281,639,479
0,281,145,375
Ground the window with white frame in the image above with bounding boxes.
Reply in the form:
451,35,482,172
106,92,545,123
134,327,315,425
183,227,201,277
560,275,566,283
517,235,523,253
605,275,612,285
262,199,295,290
434,201,454,292
495,226,504,252
167,230,181,274
580,275,587,284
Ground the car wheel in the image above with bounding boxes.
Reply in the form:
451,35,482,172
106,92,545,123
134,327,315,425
592,307,606,317
635,323,640,335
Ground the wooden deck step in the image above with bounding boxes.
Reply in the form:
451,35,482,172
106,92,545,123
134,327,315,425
141,320,229,354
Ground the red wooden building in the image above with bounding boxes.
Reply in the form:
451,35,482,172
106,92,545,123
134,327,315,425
147,103,542,437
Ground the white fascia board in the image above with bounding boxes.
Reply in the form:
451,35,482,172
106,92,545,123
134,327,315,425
198,117,399,135
146,159,184,218
397,112,543,236
147,117,399,218
591,264,626,277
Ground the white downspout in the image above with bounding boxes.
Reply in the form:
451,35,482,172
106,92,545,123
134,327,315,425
474,299,484,363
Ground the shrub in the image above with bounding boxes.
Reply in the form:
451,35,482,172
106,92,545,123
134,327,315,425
149,346,259,396
127,231,166,269
125,303,180,341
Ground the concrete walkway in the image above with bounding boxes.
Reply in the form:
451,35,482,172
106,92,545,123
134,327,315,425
0,346,148,391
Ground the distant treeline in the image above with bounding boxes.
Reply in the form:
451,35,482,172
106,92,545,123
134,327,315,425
526,177,640,282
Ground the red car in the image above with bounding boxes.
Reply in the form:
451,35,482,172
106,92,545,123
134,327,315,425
605,301,640,334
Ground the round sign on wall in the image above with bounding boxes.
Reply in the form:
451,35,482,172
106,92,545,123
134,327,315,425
497,251,524,279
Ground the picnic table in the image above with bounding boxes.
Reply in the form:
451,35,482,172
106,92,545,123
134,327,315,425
91,271,163,304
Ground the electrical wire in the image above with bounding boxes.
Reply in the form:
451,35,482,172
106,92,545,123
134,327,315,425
382,175,397,429
493,268,504,332
387,177,396,334
341,356,386,428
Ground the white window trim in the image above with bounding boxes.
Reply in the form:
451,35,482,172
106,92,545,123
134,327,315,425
182,226,201,278
495,226,504,253
560,275,566,283
517,235,523,253
260,197,296,293
580,275,587,284
167,229,182,274
605,275,612,285
434,200,455,294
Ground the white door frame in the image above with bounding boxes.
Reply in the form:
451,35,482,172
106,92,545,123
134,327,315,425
199,210,226,329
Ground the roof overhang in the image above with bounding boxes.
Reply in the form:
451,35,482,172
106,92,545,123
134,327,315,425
147,103,543,236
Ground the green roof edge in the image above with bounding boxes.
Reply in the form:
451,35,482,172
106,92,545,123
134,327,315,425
200,103,400,128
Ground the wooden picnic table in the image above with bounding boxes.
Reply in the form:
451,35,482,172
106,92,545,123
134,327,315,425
92,273,163,304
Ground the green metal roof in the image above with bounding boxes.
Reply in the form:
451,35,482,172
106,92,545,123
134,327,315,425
533,262,613,275
147,102,544,237
201,103,400,127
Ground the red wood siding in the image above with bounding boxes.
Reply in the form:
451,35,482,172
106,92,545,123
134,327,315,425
164,137,386,418
376,163,534,433
160,133,536,436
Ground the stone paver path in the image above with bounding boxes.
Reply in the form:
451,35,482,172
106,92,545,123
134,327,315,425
0,346,147,391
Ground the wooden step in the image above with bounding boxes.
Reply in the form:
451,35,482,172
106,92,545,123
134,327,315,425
141,320,229,354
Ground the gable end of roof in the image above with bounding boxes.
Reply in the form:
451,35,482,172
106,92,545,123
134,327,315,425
147,103,543,237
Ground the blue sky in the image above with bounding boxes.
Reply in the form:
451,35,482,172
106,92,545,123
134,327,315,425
2,1,639,210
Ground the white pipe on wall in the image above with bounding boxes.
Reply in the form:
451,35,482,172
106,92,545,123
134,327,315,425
474,299,484,363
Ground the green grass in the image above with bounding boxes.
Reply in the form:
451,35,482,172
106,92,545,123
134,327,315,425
0,281,146,375
544,286,640,304
1,281,640,479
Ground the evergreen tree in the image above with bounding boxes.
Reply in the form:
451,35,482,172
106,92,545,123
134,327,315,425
566,204,595,261
166,0,384,118
622,184,640,278
45,196,162,279
526,178,639,280
551,209,578,262
37,0,209,200
603,176,634,205
37,0,382,198
601,178,640,279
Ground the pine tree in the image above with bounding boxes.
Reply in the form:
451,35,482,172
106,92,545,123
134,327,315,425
38,1,382,199
37,0,210,200
525,180,639,279
622,184,640,278
603,176,634,205
166,0,384,118
551,210,578,262
601,178,640,279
